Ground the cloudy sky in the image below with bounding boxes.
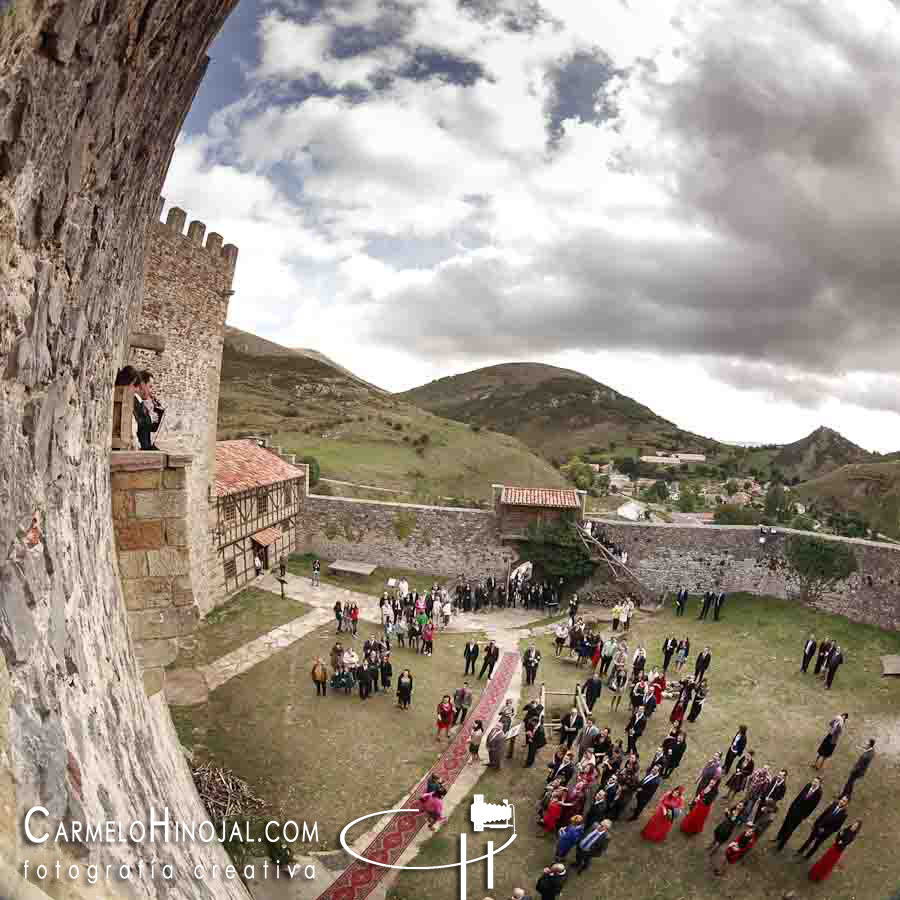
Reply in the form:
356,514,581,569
166,0,900,451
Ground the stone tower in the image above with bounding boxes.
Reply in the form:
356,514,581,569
129,200,238,615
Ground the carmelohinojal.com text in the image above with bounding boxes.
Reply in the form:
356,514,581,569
22,806,319,884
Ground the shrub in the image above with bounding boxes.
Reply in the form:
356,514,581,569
299,455,320,486
785,534,858,603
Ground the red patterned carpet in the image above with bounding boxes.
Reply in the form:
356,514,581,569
315,651,519,900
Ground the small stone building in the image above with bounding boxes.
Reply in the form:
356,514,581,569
210,440,306,597
493,485,586,539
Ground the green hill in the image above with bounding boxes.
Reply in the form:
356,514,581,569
769,426,873,481
217,329,568,503
397,362,719,463
794,461,900,539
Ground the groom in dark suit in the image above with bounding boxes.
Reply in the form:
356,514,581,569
801,634,817,673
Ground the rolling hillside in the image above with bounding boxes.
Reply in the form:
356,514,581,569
794,461,900,539
217,329,568,503
397,362,719,462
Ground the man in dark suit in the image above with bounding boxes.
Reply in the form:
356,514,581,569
535,862,568,898
675,587,686,617
478,641,499,679
713,591,725,620
694,647,712,680
574,821,611,874
662,636,678,672
582,672,603,711
559,707,584,749
723,725,747,773
796,794,849,858
698,591,712,620
774,777,822,851
463,640,479,676
629,766,662,820
801,633,817,673
825,644,844,689
843,739,876,798
626,707,647,755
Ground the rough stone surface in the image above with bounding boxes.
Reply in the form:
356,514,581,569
301,494,518,576
0,2,246,896
132,215,236,616
592,520,900,629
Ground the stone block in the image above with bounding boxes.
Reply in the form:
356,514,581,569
112,470,162,491
146,548,189,577
115,519,164,551
162,467,186,489
173,589,195,607
118,551,148,579
174,574,193,592
143,668,165,697
122,577,173,611
129,606,198,641
134,638,178,669
164,518,188,547
111,490,134,520
135,489,187,519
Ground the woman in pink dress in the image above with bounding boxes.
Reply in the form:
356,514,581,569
680,775,720,835
809,821,860,882
543,789,565,832
416,790,445,830
641,786,684,842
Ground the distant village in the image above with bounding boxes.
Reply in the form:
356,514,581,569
562,449,839,535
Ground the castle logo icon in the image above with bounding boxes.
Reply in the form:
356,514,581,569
470,795,515,833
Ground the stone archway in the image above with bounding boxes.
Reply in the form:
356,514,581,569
0,3,244,896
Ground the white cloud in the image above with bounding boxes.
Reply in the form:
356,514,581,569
169,0,900,454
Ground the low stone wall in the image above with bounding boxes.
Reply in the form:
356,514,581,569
590,519,900,630
111,452,199,694
300,494,517,577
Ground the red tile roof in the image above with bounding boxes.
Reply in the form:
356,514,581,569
251,527,282,548
499,487,580,509
214,440,304,497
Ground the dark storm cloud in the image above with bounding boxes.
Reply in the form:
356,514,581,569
329,3,416,58
396,46,488,86
457,0,560,33
709,361,900,417
368,1,900,388
544,49,620,144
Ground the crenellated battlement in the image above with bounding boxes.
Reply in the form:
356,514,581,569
154,196,239,273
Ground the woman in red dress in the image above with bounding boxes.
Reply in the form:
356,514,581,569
435,696,454,741
543,789,565,832
680,775,721,836
641,786,684,842
809,821,860,882
714,827,757,877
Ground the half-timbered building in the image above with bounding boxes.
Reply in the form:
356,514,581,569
211,440,306,596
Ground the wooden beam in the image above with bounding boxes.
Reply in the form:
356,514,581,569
130,331,166,353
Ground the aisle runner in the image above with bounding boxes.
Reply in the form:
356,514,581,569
315,651,519,900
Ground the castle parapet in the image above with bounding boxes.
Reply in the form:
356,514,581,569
156,196,238,270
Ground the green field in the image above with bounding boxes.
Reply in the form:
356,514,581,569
388,593,900,900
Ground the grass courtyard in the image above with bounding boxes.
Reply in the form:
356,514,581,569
171,614,487,848
386,593,900,900
170,587,311,669
286,553,450,597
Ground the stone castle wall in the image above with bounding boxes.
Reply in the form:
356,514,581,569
301,491,518,577
110,452,200,696
131,204,237,616
590,519,900,629
0,2,246,897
